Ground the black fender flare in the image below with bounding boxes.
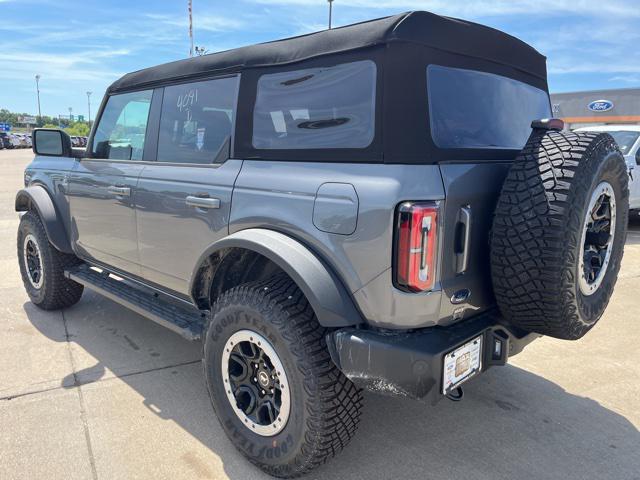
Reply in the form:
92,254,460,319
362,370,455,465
15,186,73,254
190,228,363,328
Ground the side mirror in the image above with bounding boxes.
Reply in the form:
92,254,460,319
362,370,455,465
32,129,73,157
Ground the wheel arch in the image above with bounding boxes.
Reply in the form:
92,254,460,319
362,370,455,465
190,229,363,328
15,186,73,254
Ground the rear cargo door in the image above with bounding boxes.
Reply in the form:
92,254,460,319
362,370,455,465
426,65,551,323
437,162,511,322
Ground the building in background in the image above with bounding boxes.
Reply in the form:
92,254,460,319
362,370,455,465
550,87,640,131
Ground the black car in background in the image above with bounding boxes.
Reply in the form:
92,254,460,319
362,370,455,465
0,132,12,149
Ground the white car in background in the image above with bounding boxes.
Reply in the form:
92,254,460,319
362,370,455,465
9,134,23,148
574,125,640,211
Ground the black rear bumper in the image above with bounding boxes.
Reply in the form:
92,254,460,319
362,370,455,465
326,310,539,404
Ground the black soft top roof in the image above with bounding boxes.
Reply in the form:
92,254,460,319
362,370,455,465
108,10,546,93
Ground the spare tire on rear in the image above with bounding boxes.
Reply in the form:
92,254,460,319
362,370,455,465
491,128,629,340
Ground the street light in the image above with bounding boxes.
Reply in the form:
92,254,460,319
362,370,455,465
86,91,92,125
188,0,194,57
328,0,334,29
35,74,42,121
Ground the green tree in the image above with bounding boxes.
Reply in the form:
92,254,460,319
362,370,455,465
65,122,90,136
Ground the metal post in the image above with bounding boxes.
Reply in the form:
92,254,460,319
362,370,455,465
86,91,92,125
188,0,194,57
35,75,42,121
328,0,334,29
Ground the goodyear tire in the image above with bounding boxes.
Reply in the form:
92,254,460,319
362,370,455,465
17,211,84,310
491,129,629,340
203,274,362,478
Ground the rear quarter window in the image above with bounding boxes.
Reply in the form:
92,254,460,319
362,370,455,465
252,60,376,150
427,65,551,150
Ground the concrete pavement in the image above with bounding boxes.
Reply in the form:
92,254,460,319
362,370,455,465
0,148,638,479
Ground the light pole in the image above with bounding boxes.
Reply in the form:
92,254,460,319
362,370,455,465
68,107,73,126
188,0,194,57
35,74,42,122
328,0,334,29
86,91,92,126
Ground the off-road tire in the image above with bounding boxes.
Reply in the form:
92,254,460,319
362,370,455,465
491,130,628,340
17,211,84,310
203,274,362,478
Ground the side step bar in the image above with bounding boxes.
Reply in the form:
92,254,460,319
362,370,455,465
65,265,206,341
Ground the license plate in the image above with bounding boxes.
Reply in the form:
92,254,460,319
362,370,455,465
442,335,483,394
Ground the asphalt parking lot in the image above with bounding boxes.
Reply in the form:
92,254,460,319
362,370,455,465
0,148,638,480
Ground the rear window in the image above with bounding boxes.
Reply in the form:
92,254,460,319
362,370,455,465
427,65,551,149
252,60,376,150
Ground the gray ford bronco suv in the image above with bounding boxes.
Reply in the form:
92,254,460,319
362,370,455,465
16,11,628,477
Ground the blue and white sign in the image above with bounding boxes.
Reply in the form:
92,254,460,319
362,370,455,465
588,99,614,112
0,122,11,132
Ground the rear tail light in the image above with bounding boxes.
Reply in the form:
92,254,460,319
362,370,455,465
394,202,439,292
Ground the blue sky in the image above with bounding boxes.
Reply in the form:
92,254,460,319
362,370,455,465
1,0,638,117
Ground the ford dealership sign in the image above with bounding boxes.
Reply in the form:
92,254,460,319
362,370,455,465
588,100,614,112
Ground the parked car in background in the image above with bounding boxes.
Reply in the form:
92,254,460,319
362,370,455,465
17,134,32,148
575,125,640,211
9,134,23,148
0,132,11,149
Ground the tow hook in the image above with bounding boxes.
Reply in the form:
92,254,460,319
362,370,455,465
446,386,464,402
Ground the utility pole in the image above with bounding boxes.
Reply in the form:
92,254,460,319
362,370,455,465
68,107,73,126
86,91,92,126
188,0,194,57
35,74,42,121
328,0,334,29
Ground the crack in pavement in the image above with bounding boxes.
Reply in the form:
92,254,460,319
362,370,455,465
62,309,99,480
0,358,201,402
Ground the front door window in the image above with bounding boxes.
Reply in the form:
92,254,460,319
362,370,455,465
92,90,153,161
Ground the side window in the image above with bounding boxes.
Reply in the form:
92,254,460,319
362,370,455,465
427,65,551,149
157,76,239,164
252,60,376,150
92,90,153,160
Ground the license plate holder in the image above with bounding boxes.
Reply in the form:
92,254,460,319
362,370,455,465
442,335,483,394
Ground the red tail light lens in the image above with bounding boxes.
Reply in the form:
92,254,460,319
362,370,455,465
395,202,438,292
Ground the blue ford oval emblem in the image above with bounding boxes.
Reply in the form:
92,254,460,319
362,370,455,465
588,100,614,112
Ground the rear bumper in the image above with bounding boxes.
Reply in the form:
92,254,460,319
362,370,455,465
326,309,539,404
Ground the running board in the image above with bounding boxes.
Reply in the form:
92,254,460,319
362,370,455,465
64,265,206,341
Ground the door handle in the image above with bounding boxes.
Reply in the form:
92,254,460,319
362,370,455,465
107,186,131,197
455,206,471,274
185,195,221,209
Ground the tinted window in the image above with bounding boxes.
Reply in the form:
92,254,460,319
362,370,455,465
427,65,551,149
252,60,376,150
92,90,153,160
157,76,238,164
607,131,640,155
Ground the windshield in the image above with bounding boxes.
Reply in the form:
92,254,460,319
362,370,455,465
607,131,640,155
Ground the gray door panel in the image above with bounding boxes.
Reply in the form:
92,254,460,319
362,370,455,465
135,160,243,295
67,160,144,275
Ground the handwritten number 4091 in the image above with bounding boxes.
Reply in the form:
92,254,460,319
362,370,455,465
177,89,198,112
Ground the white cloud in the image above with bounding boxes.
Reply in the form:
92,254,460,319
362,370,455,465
145,13,245,32
609,75,640,83
247,0,640,18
